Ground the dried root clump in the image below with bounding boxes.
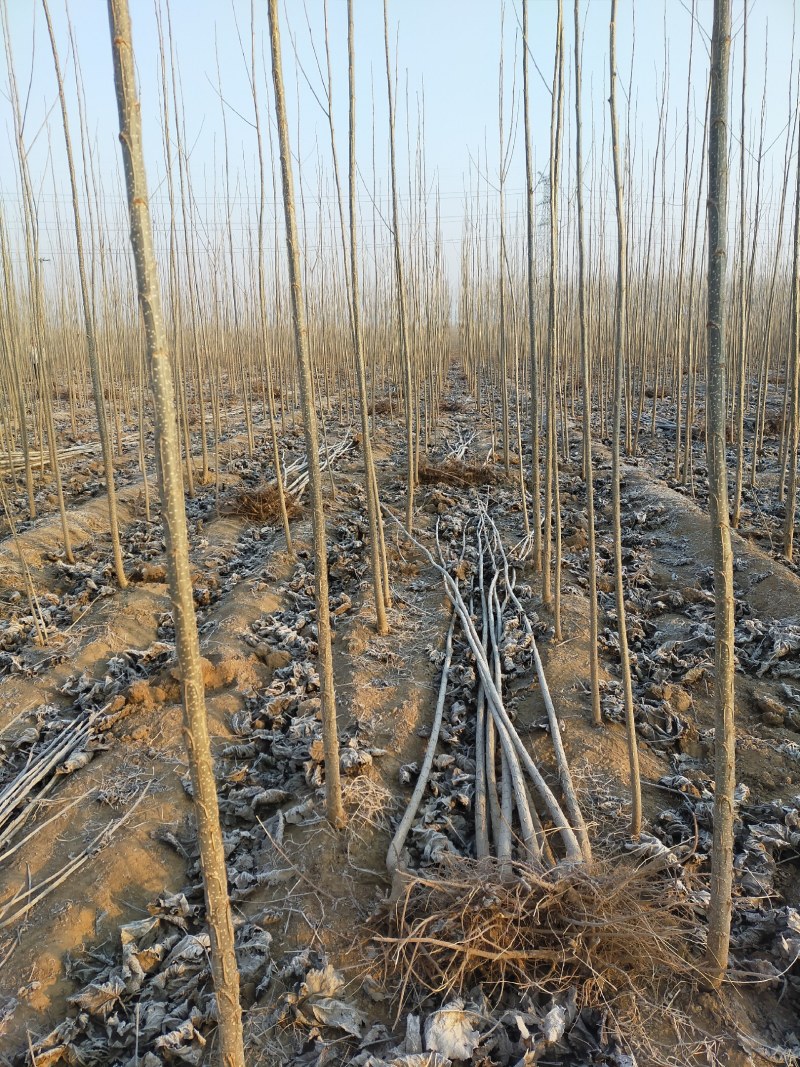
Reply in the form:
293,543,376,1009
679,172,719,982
227,484,303,524
418,459,503,488
342,773,399,834
439,396,468,413
379,854,701,1018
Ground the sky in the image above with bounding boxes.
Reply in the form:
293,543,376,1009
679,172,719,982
0,0,798,290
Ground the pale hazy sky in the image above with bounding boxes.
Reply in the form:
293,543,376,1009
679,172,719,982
1,1,797,281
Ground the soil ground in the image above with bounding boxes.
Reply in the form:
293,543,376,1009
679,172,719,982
0,370,798,1066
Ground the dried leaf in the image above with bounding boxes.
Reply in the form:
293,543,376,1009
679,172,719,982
67,974,125,1019
424,1001,480,1060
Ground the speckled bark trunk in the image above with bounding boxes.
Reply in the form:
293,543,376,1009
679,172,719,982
266,0,345,829
609,0,642,838
705,0,735,988
348,0,389,635
573,0,601,727
106,1,245,1060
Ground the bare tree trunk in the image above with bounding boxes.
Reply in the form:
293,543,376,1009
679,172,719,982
42,0,127,589
383,0,415,533
673,0,697,480
609,0,641,838
2,0,73,562
348,0,389,634
249,0,293,554
782,118,800,560
522,0,542,571
498,10,510,475
106,3,245,1061
267,0,345,829
705,0,736,988
731,3,749,529
158,4,195,501
0,206,36,519
543,0,564,612
574,0,601,726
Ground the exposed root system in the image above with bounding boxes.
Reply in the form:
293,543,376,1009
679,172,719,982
417,458,504,487
226,484,303,524
378,853,702,1015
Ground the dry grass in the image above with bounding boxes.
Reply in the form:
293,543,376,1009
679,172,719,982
418,458,503,487
226,484,303,524
375,853,708,1061
342,773,398,834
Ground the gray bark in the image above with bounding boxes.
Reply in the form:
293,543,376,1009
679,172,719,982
42,0,127,589
705,0,736,987
106,2,245,1059
267,0,345,828
573,0,601,727
609,0,642,838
